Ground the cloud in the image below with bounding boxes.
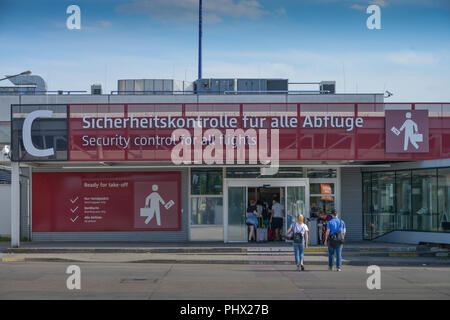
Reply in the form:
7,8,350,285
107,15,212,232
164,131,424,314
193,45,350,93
370,0,388,7
385,51,440,66
99,20,112,27
349,4,366,10
116,0,268,23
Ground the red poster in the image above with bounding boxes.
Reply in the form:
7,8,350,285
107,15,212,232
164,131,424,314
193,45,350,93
32,172,181,232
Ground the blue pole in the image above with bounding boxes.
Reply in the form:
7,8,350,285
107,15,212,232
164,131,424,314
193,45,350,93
198,0,202,80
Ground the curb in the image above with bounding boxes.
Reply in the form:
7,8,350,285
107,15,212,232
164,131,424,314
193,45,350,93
2,248,448,257
0,247,424,253
1,248,249,254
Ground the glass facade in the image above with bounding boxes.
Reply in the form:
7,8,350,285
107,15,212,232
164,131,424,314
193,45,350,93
363,168,450,239
438,168,450,232
11,105,68,161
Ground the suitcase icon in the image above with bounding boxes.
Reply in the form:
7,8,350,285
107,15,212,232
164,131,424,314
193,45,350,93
164,200,175,210
391,126,401,136
411,133,423,143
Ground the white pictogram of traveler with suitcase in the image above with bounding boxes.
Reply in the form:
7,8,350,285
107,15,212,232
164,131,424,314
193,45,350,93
140,185,175,225
391,112,423,151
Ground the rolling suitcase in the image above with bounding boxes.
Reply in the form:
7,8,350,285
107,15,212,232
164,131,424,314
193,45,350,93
267,226,274,241
256,217,266,242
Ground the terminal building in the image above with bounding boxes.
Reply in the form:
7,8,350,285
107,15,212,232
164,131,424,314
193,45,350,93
0,76,449,246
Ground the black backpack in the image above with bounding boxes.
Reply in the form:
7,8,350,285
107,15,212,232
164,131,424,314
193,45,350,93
329,219,345,248
293,224,304,243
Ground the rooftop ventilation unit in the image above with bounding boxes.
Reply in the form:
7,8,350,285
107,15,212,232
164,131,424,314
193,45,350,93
320,81,336,94
7,75,47,93
91,84,102,95
195,78,288,94
117,79,193,95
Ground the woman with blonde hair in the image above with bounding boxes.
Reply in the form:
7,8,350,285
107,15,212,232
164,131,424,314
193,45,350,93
287,214,309,271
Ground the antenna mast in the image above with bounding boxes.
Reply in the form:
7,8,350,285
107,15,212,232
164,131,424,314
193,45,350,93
198,0,202,80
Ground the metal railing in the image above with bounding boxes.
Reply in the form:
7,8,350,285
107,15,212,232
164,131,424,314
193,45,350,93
0,90,87,95
109,90,330,95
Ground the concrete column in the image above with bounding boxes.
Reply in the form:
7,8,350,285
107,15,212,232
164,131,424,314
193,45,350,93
28,166,32,241
11,162,20,247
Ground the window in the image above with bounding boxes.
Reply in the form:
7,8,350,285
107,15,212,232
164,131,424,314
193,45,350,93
190,169,223,227
396,171,412,230
0,124,10,144
307,168,336,178
310,183,335,218
412,169,438,231
191,169,223,195
0,170,11,184
191,197,223,225
438,168,450,232
362,173,372,240
371,172,395,238
11,105,68,161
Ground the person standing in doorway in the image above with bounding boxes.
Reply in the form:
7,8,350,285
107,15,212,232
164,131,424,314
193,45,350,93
246,200,259,242
318,210,332,245
287,214,309,271
324,209,346,272
270,198,285,241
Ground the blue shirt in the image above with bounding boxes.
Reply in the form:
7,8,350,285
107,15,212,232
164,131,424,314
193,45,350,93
327,218,346,235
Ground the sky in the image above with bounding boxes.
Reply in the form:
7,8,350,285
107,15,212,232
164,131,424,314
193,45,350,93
0,0,449,101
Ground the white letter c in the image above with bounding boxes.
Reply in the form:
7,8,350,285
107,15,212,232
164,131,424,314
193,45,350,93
22,110,55,157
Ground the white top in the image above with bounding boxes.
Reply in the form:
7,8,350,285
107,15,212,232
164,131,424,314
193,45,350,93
256,204,263,215
292,222,309,235
272,203,284,218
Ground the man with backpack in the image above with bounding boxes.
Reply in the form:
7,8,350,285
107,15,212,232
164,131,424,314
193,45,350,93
323,209,346,272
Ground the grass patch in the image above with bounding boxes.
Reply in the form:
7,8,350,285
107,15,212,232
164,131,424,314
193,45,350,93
0,237,29,242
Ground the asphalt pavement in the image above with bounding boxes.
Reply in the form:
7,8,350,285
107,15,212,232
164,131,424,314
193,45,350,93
0,262,449,300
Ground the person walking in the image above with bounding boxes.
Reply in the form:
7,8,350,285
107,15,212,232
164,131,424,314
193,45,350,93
287,214,309,271
324,209,346,272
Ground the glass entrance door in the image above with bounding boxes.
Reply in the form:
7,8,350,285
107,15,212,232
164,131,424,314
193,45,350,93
285,186,307,236
225,179,309,242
